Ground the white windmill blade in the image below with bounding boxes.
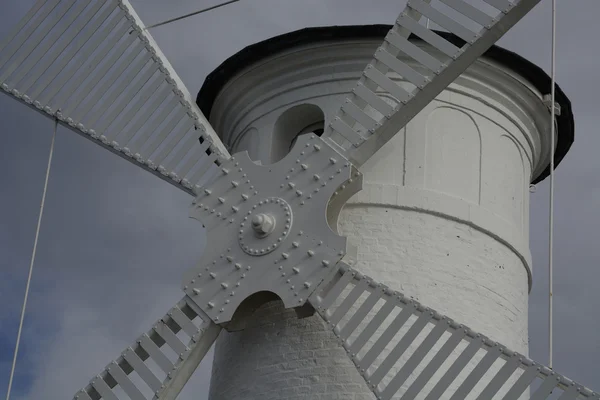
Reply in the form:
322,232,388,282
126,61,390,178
321,0,542,167
73,296,220,400
309,264,599,400
0,0,230,194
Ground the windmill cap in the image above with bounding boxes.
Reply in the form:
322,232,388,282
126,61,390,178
197,24,574,184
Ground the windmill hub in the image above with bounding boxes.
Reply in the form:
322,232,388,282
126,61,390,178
185,134,358,323
251,213,276,237
239,197,292,255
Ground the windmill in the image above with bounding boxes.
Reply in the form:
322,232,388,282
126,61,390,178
0,0,597,399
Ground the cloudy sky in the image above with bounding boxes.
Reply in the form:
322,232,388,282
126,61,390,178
0,0,598,399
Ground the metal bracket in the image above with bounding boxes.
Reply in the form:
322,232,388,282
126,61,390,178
183,134,363,325
543,93,562,116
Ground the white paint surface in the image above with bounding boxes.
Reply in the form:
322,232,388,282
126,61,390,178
206,38,553,399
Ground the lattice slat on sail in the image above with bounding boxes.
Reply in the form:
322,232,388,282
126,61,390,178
73,296,220,400
0,0,230,194
322,0,543,167
309,265,599,400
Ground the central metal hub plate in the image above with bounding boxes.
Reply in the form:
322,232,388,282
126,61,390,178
184,134,362,324
239,197,292,255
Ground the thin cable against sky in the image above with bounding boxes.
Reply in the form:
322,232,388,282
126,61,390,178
5,119,57,400
548,0,557,370
144,0,241,31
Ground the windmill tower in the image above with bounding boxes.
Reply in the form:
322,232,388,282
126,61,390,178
1,1,597,399
197,25,573,399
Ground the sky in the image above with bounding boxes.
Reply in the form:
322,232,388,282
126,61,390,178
0,0,598,399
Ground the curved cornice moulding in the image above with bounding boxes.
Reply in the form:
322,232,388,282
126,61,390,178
346,183,533,290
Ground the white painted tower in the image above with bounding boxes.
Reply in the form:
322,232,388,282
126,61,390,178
197,26,572,399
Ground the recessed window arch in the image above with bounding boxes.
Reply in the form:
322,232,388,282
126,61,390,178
271,104,324,163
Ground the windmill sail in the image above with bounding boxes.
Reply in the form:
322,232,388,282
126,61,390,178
0,0,230,194
73,296,220,400
309,265,599,400
321,0,543,167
